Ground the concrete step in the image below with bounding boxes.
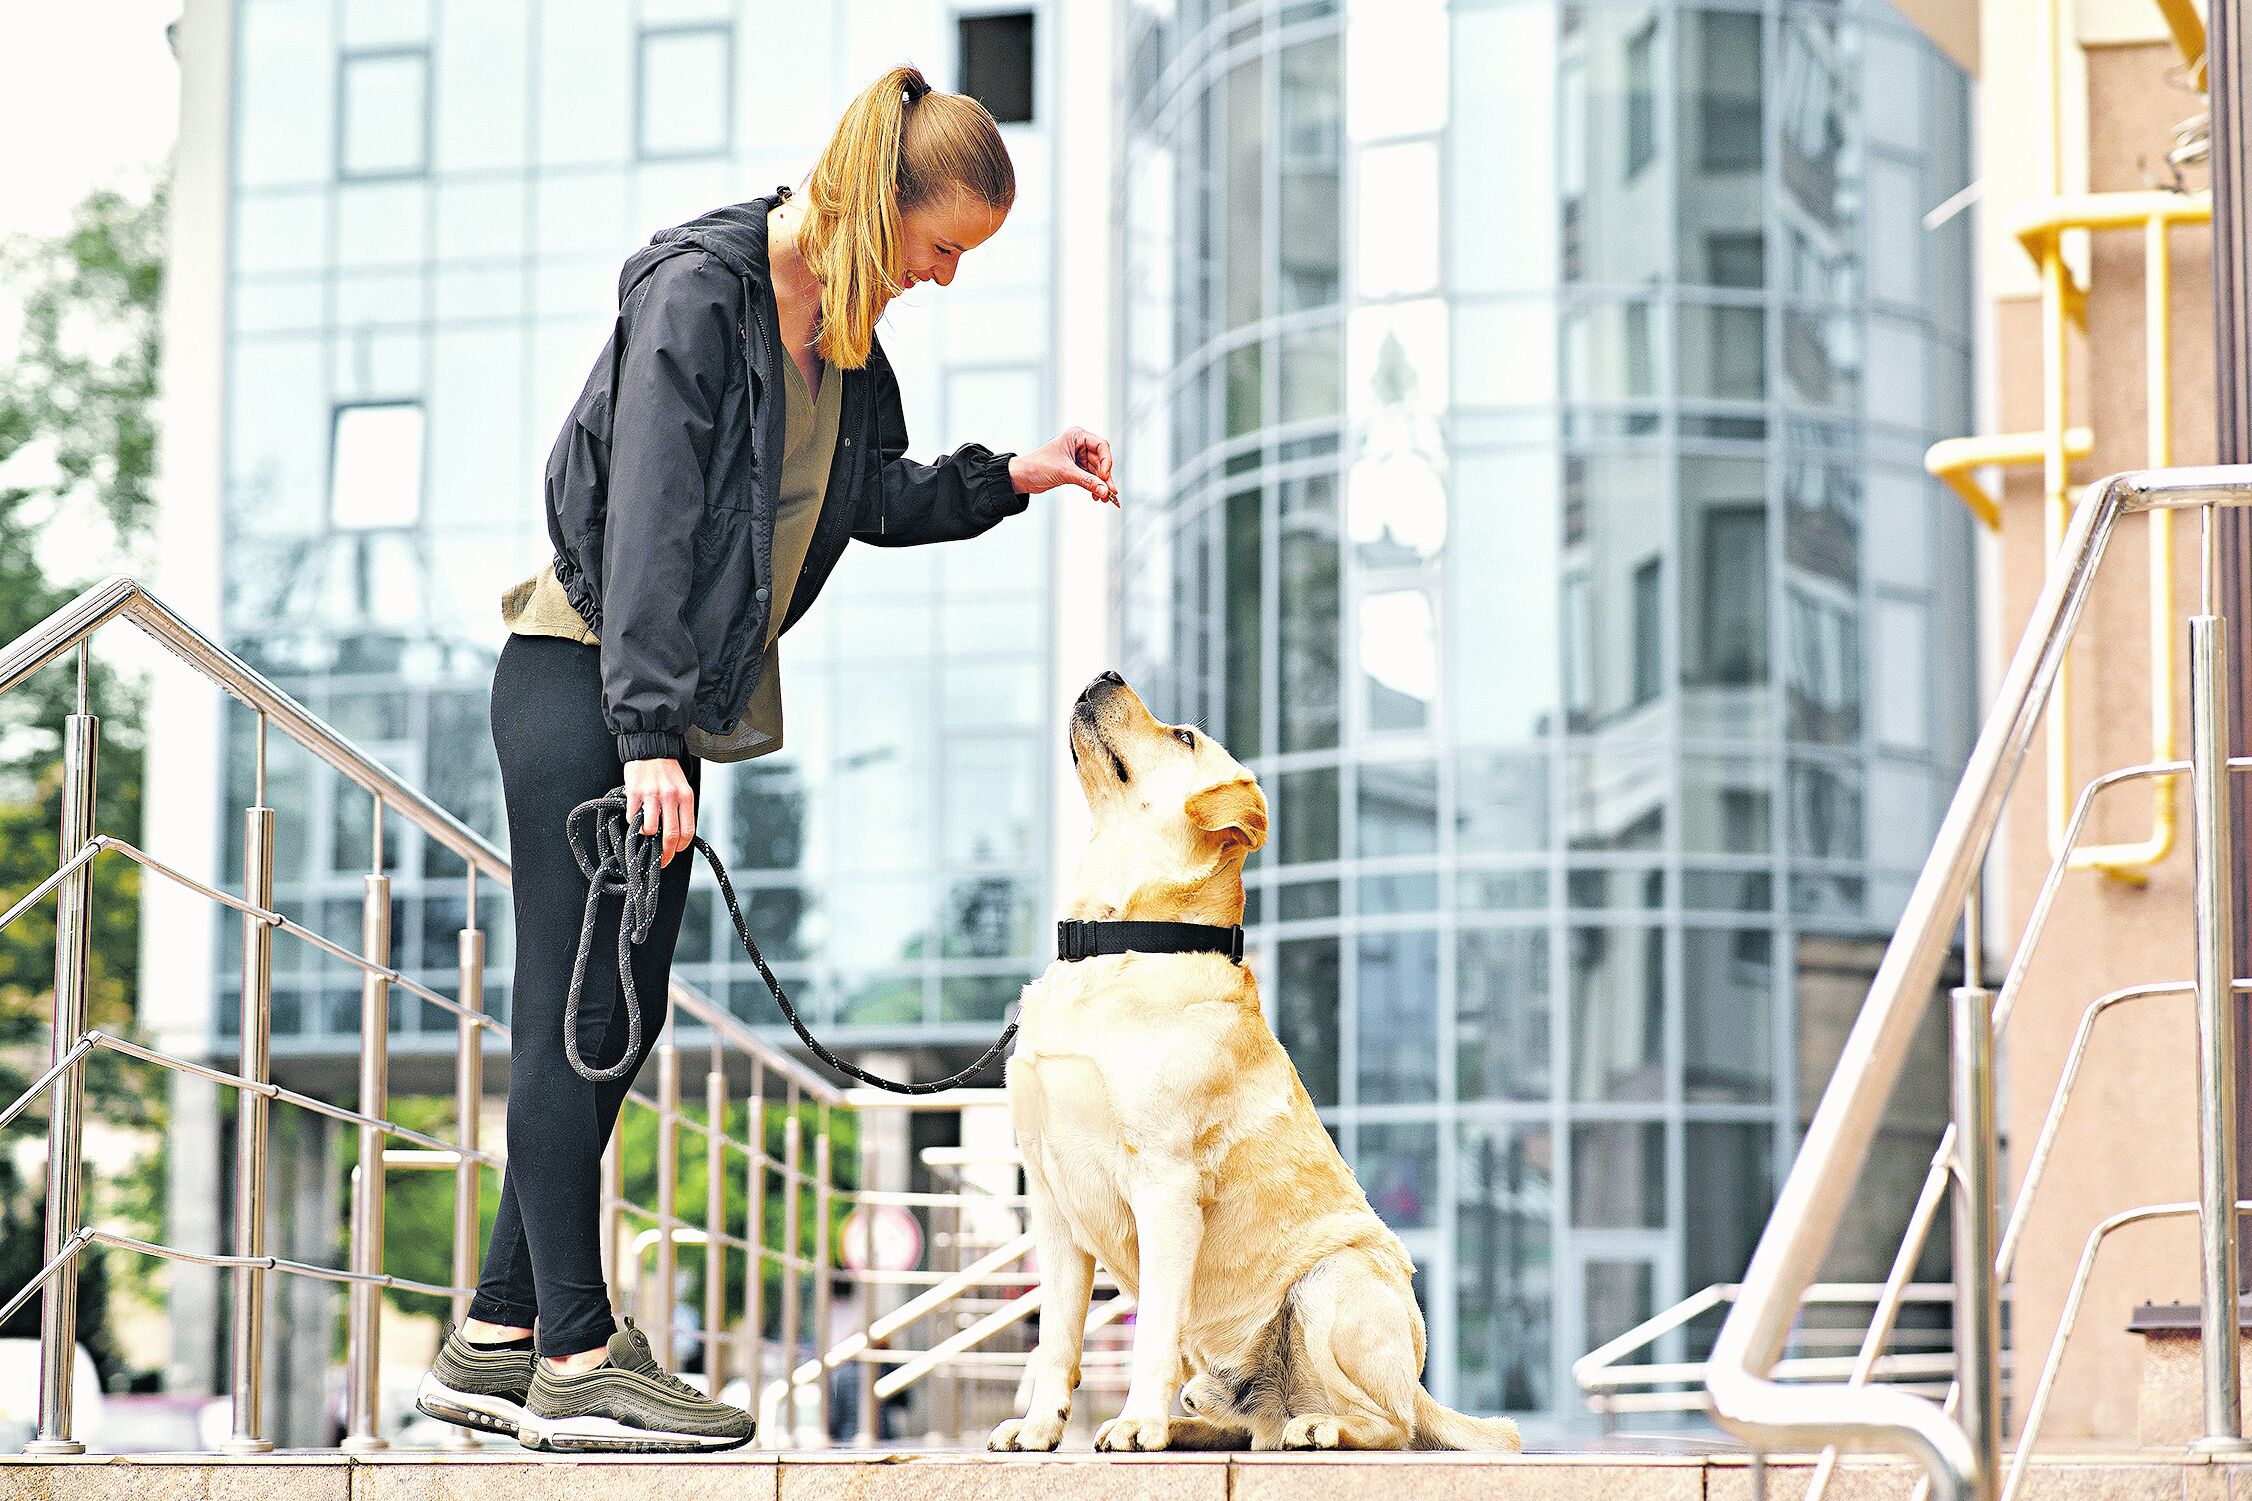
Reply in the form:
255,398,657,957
5,1451,2252,1501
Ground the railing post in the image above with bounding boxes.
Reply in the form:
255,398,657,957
223,799,278,1454
446,896,485,1450
343,854,392,1452
656,1041,680,1367
28,709,97,1456
856,1128,878,1448
1950,983,2000,1501
812,1120,834,1442
705,1041,727,1394
2189,613,2252,1451
744,1069,767,1433
781,1097,803,1441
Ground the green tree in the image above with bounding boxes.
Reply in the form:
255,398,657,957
0,182,169,1382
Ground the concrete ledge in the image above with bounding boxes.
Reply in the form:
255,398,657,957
7,1450,2252,1501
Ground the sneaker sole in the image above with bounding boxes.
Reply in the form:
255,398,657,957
414,1372,532,1438
518,1413,755,1454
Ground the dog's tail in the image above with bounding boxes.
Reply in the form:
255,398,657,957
1409,1389,1524,1451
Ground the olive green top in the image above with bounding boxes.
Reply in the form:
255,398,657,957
500,349,843,763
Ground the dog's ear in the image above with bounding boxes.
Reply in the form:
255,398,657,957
1185,774,1269,857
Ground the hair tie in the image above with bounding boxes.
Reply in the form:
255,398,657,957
903,73,932,103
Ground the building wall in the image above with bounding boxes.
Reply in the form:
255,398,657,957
1114,0,1977,1428
1975,18,2224,1443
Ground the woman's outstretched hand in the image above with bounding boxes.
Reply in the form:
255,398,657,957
1010,427,1117,506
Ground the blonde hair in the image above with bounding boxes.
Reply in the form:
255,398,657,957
796,65,1016,369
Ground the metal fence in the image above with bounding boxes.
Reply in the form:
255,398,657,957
0,576,1065,1455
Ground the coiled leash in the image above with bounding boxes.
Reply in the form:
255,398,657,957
563,787,1017,1092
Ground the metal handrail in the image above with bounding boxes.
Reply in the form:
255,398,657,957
0,574,850,1104
1703,467,2252,1501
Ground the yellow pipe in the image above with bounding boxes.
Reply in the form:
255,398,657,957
1925,429,2094,531
2150,0,2208,86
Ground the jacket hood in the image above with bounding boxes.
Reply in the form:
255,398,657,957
617,189,784,302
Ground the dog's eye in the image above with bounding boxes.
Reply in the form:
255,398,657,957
1172,727,1196,748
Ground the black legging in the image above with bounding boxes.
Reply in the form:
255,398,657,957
469,632,702,1357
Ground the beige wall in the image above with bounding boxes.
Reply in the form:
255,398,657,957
1985,33,2220,1443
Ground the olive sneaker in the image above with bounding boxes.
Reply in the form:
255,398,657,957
516,1316,755,1453
413,1323,536,1438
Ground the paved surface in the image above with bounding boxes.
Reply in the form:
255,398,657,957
3,1449,2250,1501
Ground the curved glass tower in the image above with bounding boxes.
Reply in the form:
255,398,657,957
1118,0,1975,1427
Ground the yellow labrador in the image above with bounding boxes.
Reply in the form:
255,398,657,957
987,672,1522,1454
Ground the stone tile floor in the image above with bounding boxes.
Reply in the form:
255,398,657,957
3,1449,2249,1501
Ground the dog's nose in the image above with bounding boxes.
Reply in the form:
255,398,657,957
1077,670,1126,705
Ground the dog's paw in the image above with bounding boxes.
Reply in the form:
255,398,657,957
1281,1414,1343,1450
1095,1415,1172,1452
988,1414,1065,1452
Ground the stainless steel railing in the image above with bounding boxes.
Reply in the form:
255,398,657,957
0,575,1056,1454
1703,467,2252,1501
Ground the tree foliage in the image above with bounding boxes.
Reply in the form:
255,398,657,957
0,182,168,1380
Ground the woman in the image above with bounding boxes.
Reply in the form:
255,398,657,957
412,65,1114,1454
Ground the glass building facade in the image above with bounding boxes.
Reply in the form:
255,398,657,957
1117,0,1976,1426
207,0,1063,1068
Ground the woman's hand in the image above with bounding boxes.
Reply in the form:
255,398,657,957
1009,427,1117,506
623,757,695,867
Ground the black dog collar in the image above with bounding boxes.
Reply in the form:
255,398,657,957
1057,918,1245,965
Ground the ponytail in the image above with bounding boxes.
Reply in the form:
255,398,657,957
797,64,1016,368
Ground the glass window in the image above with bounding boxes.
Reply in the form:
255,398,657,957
1685,1120,1776,1296
1279,476,1342,752
1680,457,1771,737
727,761,810,869
1679,301,1767,403
1450,6,1557,293
330,403,425,530
1570,1121,1665,1228
1689,10,1762,172
1359,587,1438,735
638,25,732,159
1450,448,1559,745
959,11,1036,125
1224,489,1264,758
1561,454,1666,734
943,875,1035,959
1683,926,1774,1102
1788,757,1866,860
1682,756,1774,853
1279,36,1342,310
1276,765,1342,865
1565,742,1667,852
1280,321,1342,421
1358,1120,1438,1228
1568,923,1664,1102
338,49,429,180
1784,584,1862,743
943,736,1039,864
1454,1119,1554,1414
1226,56,1266,329
1357,760,1437,855
1276,937,1341,1105
1455,752,1550,855
1623,20,1658,179
1457,926,1550,1101
1871,596,1930,752
1357,930,1439,1104
1582,1258,1658,1355
1357,140,1440,300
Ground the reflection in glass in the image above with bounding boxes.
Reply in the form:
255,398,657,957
1358,1120,1438,1228
1455,1120,1554,1413
1682,927,1773,1103
1569,923,1664,1102
1359,588,1437,734
1788,757,1865,860
1562,455,1666,734
1358,930,1439,1104
1277,765,1341,866
1228,57,1266,328
1685,1121,1776,1317
1582,1259,1658,1355
1565,742,1666,851
1357,760,1438,855
1458,926,1550,1102
1571,1121,1664,1228
1278,937,1342,1105
1226,489,1264,757
1279,36,1343,310
1280,477,1342,751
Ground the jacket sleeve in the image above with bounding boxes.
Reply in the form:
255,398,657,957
599,251,739,763
850,348,1028,547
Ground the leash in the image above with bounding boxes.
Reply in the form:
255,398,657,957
563,787,1016,1092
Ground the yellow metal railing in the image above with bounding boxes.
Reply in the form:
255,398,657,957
1925,189,2212,881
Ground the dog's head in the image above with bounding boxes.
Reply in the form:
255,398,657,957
1067,672,1268,916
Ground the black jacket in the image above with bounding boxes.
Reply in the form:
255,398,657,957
543,189,1028,763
